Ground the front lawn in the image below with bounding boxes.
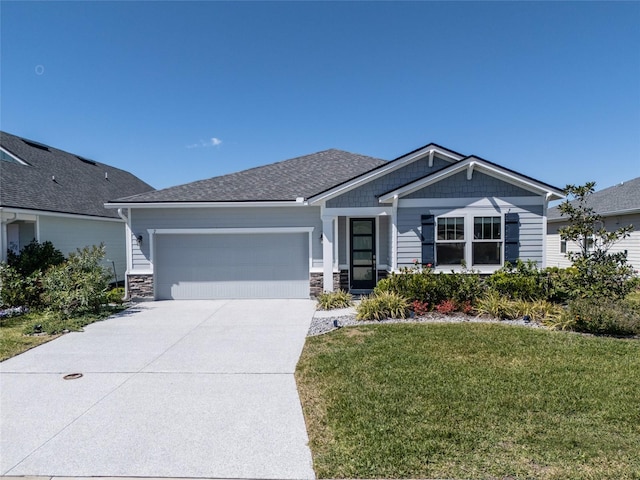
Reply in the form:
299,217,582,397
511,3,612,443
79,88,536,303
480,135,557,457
295,323,640,479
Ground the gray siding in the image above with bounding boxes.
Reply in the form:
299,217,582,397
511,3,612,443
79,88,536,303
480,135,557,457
130,206,322,271
405,171,533,198
38,216,125,281
396,204,545,269
326,157,450,208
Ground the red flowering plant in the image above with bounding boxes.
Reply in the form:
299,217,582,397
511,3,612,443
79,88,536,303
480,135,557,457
412,300,430,317
435,299,457,315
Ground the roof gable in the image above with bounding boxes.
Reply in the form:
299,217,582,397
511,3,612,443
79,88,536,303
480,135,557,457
378,156,564,202
0,131,154,218
548,176,640,221
112,149,386,203
307,143,463,204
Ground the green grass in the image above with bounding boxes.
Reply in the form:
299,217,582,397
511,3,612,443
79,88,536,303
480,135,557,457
295,323,640,479
0,307,126,362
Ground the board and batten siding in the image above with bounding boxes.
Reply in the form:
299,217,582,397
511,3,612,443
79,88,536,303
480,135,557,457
37,215,125,281
396,203,545,270
546,213,640,270
129,206,322,272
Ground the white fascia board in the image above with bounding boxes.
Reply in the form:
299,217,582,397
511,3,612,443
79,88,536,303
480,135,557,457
398,196,544,209
0,207,123,223
0,146,29,165
379,158,563,203
322,206,393,216
105,201,305,209
148,227,315,235
307,146,463,205
548,207,640,223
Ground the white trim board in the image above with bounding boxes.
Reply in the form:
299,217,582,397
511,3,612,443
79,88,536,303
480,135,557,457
398,196,545,208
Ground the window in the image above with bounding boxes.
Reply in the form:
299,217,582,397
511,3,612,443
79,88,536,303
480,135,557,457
434,215,504,267
560,240,567,254
436,217,465,265
473,217,501,265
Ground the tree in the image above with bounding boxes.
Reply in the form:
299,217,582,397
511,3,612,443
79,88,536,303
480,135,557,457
558,182,635,299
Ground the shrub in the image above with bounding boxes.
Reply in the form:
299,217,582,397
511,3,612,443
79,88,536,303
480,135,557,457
316,290,353,310
485,260,547,300
7,240,64,276
475,291,518,319
41,245,111,317
513,299,563,322
555,298,640,336
435,299,457,315
412,300,429,317
106,287,126,304
356,291,410,321
0,263,42,308
374,266,484,307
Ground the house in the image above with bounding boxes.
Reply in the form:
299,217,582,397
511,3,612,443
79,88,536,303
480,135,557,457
106,143,564,300
0,131,154,281
546,177,640,270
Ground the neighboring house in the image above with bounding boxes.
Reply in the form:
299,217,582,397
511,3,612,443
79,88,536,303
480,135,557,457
0,131,154,282
546,177,640,270
106,143,564,300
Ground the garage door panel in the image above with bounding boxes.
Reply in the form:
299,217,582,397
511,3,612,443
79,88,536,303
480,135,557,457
155,233,309,299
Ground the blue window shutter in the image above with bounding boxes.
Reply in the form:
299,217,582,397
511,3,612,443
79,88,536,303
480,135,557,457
421,215,435,265
504,213,520,264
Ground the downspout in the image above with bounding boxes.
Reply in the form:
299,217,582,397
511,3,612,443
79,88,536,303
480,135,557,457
117,208,131,299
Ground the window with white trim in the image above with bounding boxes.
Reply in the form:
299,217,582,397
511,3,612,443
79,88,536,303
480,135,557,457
435,215,503,267
436,217,465,265
472,216,502,265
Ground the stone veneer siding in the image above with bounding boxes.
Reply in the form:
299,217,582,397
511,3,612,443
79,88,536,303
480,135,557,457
127,274,154,300
310,272,341,297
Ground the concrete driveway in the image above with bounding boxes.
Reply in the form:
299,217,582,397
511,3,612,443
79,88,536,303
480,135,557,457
0,299,316,479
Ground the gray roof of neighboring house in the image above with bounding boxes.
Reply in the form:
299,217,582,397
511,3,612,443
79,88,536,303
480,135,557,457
0,131,154,219
548,177,640,221
114,149,387,203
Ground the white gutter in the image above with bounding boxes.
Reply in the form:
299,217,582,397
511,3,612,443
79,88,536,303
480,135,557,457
105,201,307,209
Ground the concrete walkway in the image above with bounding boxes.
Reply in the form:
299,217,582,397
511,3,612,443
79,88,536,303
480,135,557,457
0,300,316,479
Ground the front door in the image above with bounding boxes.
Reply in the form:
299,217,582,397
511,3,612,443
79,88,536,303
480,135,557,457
350,218,376,290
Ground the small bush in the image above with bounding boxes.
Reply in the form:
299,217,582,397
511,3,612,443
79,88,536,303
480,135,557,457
412,300,429,316
0,263,43,307
555,298,640,335
316,290,353,310
7,239,65,276
356,291,410,321
41,245,111,317
476,291,518,319
485,260,547,300
435,299,457,315
106,287,126,304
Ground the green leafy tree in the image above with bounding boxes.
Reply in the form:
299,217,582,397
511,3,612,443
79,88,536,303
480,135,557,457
558,182,635,299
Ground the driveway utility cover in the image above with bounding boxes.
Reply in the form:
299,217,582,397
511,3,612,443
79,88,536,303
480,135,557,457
0,300,316,479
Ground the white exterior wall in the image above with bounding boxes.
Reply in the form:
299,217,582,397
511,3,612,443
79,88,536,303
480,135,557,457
546,213,640,270
37,215,125,282
128,206,322,273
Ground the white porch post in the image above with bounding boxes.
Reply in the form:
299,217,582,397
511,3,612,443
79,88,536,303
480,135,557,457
391,195,398,272
322,215,335,292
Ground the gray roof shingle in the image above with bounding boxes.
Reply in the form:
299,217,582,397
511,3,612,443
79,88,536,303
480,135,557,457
114,149,387,203
548,177,640,220
0,131,154,219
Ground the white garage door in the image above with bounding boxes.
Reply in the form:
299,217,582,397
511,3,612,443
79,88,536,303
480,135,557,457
154,233,310,299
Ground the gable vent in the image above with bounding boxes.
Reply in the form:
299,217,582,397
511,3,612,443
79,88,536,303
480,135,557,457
21,138,51,151
76,155,97,165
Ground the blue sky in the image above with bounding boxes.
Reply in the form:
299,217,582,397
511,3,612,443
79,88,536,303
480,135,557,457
2,1,639,192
